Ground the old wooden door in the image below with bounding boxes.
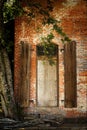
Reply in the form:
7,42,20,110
37,45,58,107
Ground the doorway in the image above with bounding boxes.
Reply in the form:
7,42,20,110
36,44,58,107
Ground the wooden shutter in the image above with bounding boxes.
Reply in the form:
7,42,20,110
64,41,77,108
19,41,31,107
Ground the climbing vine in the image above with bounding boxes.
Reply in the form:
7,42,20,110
37,33,58,65
23,0,72,65
3,0,72,65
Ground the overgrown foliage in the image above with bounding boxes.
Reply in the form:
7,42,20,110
3,0,72,65
3,0,23,23
22,0,71,65
37,33,58,65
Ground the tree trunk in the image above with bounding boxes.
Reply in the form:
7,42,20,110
0,0,18,119
0,49,17,119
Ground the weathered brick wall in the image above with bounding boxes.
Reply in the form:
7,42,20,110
14,0,87,117
62,0,87,117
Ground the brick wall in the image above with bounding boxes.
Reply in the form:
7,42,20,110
14,0,87,117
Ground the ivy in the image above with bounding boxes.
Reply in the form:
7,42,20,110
3,0,24,23
23,0,71,43
37,33,58,65
38,21,71,65
44,17,58,25
3,0,72,65
53,24,71,43
25,0,72,65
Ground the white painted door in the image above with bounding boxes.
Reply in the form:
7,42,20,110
37,59,58,107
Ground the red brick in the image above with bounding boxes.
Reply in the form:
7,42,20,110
14,0,87,117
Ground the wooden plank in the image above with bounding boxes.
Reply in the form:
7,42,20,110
64,41,77,108
19,42,31,107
